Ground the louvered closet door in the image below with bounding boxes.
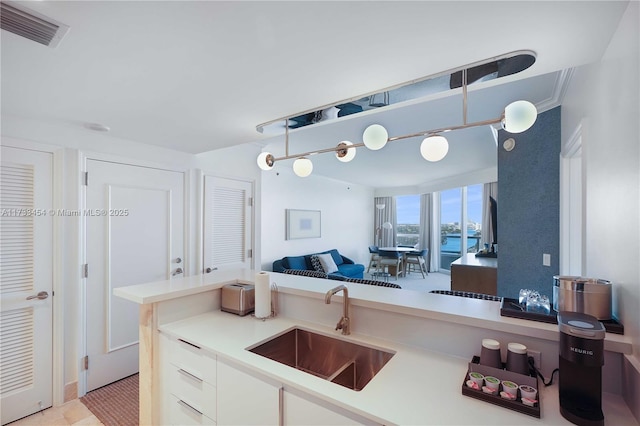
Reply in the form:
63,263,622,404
0,147,53,425
203,176,253,272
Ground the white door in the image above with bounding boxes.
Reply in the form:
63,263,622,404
203,176,252,273
0,147,53,424
85,160,184,391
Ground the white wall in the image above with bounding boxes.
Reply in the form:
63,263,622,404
2,115,272,398
260,166,373,271
561,2,639,416
2,116,200,396
562,0,639,357
2,115,195,167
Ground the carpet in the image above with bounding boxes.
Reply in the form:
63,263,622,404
80,374,139,426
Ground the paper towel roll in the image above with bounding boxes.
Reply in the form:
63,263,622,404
255,272,271,318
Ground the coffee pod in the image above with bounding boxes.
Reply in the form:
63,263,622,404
501,380,519,398
519,384,537,401
468,372,484,388
506,342,529,375
484,376,500,392
480,338,502,369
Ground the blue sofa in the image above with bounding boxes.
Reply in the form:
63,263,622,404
272,249,364,279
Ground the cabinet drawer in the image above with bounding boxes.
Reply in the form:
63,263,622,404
168,366,217,420
168,394,216,426
163,333,216,384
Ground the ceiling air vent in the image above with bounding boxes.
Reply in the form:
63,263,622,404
1,1,69,48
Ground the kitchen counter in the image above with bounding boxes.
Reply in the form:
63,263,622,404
114,269,632,355
114,268,637,425
159,310,636,425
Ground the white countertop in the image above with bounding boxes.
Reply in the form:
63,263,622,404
113,268,257,304
159,311,636,426
114,269,633,355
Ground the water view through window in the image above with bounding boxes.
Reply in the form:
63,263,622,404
396,187,484,270
396,195,420,246
440,185,483,270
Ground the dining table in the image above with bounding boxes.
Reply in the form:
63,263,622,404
377,246,417,277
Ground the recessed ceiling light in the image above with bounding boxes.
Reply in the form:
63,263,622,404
84,123,111,132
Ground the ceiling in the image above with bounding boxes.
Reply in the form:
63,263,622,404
1,1,629,188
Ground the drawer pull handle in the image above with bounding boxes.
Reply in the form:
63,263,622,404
178,399,203,417
178,368,203,383
178,338,201,350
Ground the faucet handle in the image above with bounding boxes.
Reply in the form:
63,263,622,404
336,317,350,335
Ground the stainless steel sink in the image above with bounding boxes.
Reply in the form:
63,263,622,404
247,327,395,391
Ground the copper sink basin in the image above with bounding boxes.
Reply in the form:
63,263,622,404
247,327,394,391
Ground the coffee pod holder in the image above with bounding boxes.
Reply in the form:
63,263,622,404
462,356,540,418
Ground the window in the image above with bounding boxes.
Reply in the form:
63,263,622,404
439,184,484,271
467,184,483,253
396,195,420,246
440,188,462,270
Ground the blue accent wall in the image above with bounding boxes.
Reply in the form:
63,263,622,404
497,107,560,299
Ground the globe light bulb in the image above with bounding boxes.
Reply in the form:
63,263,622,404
362,124,388,150
256,152,274,170
502,100,537,133
293,157,313,177
335,141,356,162
420,135,449,162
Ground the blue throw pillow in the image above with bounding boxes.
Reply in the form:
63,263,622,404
327,249,344,266
285,256,307,270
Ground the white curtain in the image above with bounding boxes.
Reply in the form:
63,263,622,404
374,196,395,247
419,193,432,272
482,182,498,248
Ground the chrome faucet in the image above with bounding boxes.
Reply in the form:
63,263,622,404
325,285,350,335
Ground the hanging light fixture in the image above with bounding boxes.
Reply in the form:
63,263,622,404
335,141,356,162
420,135,449,162
362,124,388,150
293,157,313,177
501,100,538,133
255,56,538,177
256,152,275,170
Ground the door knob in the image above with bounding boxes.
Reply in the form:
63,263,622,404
26,291,49,300
175,257,182,264
205,267,217,273
172,268,183,276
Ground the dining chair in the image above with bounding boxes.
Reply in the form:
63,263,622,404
367,245,380,273
377,250,403,280
405,248,429,278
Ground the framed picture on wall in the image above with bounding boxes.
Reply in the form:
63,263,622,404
286,209,321,240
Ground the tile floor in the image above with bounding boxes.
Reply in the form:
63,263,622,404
8,400,103,426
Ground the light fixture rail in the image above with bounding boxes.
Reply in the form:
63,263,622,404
257,52,538,177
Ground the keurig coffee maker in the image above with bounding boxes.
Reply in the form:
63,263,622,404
558,311,606,426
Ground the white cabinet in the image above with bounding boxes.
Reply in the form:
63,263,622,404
216,358,280,425
283,390,371,425
160,333,217,425
160,331,374,426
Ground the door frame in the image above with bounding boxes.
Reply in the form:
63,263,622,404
560,121,585,276
198,171,256,273
77,151,191,396
1,138,64,407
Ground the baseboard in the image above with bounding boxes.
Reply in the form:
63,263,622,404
623,354,640,423
64,381,78,403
